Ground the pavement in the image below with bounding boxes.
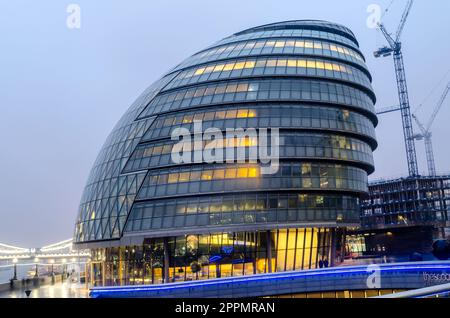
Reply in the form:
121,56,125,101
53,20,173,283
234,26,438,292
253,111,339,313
0,281,89,298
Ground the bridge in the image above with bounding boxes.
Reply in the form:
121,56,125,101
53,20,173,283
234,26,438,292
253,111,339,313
0,239,89,283
0,239,89,262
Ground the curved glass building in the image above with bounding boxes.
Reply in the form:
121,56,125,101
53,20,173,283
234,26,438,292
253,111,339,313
74,20,377,286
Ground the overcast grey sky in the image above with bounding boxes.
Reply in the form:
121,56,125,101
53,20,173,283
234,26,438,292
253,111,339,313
1,0,449,247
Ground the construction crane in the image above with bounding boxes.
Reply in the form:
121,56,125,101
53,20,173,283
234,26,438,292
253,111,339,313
374,0,419,176
412,81,450,176
376,105,401,115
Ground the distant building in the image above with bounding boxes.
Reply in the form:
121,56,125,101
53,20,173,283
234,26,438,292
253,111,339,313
73,20,377,286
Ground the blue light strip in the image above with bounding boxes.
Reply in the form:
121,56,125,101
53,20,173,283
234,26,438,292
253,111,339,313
89,261,450,298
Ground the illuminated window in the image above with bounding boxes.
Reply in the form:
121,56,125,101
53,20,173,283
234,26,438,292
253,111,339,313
210,203,221,213
247,109,257,117
316,61,325,69
245,137,257,147
236,109,248,118
237,168,248,178
266,59,277,67
201,171,213,180
298,194,307,203
215,111,226,119
298,60,307,68
153,146,163,155
194,68,205,76
223,63,235,71
186,205,197,214
287,60,297,68
225,110,237,119
286,40,295,47
248,167,259,178
324,63,333,71
307,60,316,68
236,83,249,92
225,168,237,179
244,61,256,69
213,169,225,179
342,109,350,120
213,64,224,72
277,59,287,67
234,62,246,70
182,115,193,123
168,173,179,184
178,172,190,183
302,164,312,176
190,171,201,181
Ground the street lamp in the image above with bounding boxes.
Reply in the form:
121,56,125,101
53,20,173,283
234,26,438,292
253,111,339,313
49,259,55,284
34,258,39,278
12,258,18,280
50,259,55,275
62,258,67,279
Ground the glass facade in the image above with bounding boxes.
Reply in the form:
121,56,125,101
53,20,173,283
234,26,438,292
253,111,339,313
89,228,333,286
74,20,377,286
174,38,368,72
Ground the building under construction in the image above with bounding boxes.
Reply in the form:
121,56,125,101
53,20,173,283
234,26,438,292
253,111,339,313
348,175,450,257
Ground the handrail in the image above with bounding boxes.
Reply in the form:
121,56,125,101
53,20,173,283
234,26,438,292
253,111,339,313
375,282,450,298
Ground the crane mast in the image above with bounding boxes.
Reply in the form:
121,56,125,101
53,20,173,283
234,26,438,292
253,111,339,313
424,136,435,176
412,82,450,176
393,50,419,176
412,114,434,176
374,0,419,176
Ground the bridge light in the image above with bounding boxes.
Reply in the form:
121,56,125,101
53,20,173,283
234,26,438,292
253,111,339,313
71,258,76,263
62,258,67,264
34,257,39,263
50,259,55,264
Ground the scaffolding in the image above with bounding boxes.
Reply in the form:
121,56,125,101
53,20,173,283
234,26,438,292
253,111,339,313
360,175,450,230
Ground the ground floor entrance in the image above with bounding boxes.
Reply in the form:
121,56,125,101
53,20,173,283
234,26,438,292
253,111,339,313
88,227,340,286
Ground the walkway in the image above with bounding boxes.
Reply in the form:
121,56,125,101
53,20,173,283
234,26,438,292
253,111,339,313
0,282,89,298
